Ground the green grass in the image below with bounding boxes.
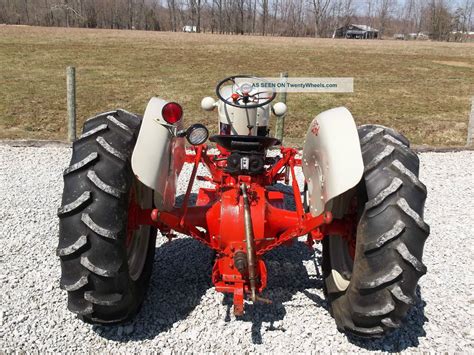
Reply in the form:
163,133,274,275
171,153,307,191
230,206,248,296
1,25,473,146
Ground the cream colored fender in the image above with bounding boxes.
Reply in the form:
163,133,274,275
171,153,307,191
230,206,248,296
131,97,185,211
302,107,364,216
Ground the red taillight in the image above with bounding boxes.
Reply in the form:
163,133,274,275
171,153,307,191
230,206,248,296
161,102,183,124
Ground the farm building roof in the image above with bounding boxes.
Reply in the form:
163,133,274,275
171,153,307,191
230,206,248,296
336,24,379,32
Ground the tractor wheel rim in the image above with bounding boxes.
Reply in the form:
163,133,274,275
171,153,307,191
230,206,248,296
127,180,151,281
328,194,359,291
328,235,354,291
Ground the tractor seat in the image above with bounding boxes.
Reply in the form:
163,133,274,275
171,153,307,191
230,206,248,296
210,135,281,152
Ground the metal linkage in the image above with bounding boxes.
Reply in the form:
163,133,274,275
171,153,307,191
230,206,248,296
127,143,356,315
180,144,204,227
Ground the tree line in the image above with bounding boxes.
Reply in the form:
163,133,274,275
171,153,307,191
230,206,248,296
0,0,473,41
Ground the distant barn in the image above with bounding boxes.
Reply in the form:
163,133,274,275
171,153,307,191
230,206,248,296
182,25,197,33
333,25,379,39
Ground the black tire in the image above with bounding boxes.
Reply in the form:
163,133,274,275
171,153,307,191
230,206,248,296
57,109,157,324
323,124,429,337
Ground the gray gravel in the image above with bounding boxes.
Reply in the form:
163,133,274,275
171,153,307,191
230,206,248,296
0,146,473,352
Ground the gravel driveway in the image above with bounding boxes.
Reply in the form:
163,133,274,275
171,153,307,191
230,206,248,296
0,146,473,352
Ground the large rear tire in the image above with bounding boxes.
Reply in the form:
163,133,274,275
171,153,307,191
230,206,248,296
323,125,429,337
57,109,156,324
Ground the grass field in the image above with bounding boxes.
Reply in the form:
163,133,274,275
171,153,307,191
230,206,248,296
1,25,473,146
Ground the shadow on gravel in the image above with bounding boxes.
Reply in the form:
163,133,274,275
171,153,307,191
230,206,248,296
346,287,427,352
92,237,214,341
228,242,428,349
229,241,329,344
92,188,427,349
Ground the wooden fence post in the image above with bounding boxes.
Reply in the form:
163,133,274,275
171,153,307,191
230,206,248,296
275,72,288,141
67,66,76,142
467,96,474,147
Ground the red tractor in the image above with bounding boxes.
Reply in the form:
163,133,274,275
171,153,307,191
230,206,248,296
58,75,429,337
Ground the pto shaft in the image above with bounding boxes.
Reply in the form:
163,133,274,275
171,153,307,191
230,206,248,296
241,183,257,302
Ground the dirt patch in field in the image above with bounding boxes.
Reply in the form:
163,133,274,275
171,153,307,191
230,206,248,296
433,60,474,69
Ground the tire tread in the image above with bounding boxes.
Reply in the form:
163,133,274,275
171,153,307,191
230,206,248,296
58,110,156,324
325,124,429,337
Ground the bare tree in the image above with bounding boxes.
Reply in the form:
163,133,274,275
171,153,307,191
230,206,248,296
311,0,330,37
197,0,202,32
453,0,474,40
332,0,354,28
260,0,268,35
410,0,426,34
23,0,30,23
128,0,133,29
236,0,245,35
251,0,257,33
366,0,375,27
428,0,453,40
271,0,279,35
188,0,203,32
214,0,223,33
377,0,395,38
167,0,177,31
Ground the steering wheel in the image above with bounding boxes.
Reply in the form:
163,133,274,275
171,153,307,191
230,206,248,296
216,75,277,109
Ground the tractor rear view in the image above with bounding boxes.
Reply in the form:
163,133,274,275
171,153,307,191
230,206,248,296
57,75,429,337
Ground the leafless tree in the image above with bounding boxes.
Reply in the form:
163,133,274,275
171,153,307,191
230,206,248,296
167,0,178,31
453,0,473,40
311,0,330,37
377,0,395,38
188,0,202,32
427,0,453,41
259,0,268,35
